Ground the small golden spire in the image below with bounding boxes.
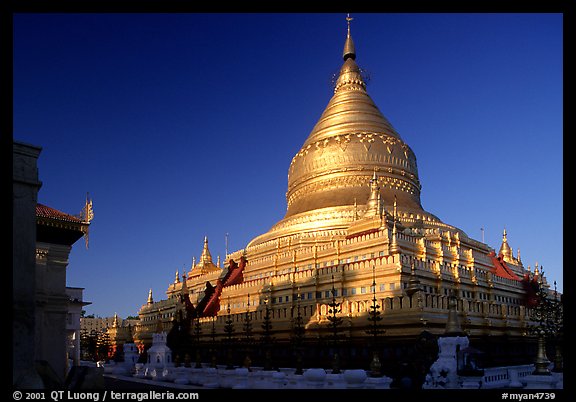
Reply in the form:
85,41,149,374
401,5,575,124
366,171,380,216
174,269,180,284
390,218,399,254
189,237,220,277
343,13,356,61
499,227,514,262
81,192,94,223
346,13,353,36
147,288,154,304
393,194,398,223
80,192,94,249
200,236,212,264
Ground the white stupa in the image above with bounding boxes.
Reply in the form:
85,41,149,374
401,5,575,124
147,320,172,368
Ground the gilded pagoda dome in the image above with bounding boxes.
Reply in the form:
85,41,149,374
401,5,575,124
247,18,454,247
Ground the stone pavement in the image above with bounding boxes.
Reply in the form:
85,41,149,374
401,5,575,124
104,374,202,389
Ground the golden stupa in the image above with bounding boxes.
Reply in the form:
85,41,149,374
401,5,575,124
249,18,450,248
132,17,547,368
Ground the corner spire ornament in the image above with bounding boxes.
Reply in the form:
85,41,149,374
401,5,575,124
79,192,94,249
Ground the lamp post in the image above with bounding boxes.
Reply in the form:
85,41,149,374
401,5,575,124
528,268,554,375
551,281,563,373
210,316,217,368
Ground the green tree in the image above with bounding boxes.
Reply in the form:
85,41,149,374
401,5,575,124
291,292,305,374
96,331,111,361
260,297,274,371
327,275,343,374
223,302,236,369
366,266,385,377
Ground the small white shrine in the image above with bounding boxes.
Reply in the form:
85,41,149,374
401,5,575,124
123,342,139,366
147,331,172,368
423,295,469,389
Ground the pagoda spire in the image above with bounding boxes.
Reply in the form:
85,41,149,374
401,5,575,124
498,228,514,262
366,170,381,216
343,14,356,61
189,236,220,277
147,288,154,304
200,236,213,265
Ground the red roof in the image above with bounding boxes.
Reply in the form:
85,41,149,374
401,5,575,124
488,251,521,281
36,203,82,223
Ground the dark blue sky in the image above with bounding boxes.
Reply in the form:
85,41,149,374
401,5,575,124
13,13,563,318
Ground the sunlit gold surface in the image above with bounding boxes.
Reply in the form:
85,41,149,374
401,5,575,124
247,23,449,247
134,17,540,350
188,236,220,277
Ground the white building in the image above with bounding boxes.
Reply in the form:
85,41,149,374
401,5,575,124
66,287,91,369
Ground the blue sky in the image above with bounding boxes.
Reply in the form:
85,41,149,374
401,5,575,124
13,13,563,318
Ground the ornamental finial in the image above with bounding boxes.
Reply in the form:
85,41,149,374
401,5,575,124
346,13,353,36
343,13,356,60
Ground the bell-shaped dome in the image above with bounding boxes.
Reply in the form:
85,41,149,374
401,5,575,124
247,17,449,247
284,24,426,220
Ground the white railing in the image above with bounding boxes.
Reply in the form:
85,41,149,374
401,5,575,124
480,364,534,389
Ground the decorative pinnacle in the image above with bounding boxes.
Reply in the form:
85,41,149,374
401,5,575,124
200,236,213,264
343,13,356,60
366,171,381,217
346,13,353,35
